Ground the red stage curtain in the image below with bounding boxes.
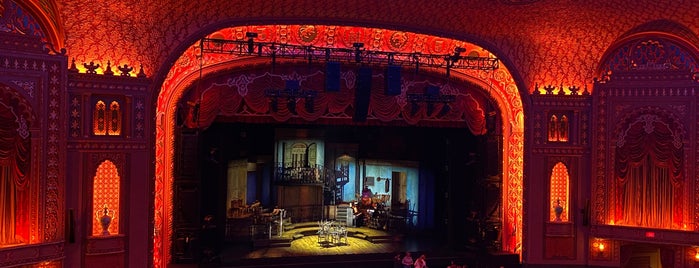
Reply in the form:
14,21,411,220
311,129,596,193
615,115,683,229
0,166,15,244
0,103,30,245
184,72,487,135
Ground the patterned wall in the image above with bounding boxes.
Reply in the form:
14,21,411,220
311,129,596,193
56,1,699,91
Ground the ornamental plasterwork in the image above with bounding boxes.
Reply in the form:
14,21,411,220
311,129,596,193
10,80,35,98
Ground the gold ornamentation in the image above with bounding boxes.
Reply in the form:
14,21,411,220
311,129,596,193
389,32,408,50
298,25,318,43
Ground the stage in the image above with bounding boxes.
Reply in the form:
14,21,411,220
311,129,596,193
191,221,521,268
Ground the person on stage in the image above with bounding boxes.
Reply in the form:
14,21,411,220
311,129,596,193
401,251,413,268
414,254,427,268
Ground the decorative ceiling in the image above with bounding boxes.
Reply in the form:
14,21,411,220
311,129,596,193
52,0,699,91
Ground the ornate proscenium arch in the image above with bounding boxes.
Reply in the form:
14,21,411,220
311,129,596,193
154,25,524,267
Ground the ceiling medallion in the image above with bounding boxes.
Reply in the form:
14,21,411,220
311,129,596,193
389,32,408,50
298,25,318,43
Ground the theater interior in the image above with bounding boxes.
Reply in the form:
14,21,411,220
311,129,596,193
2,1,699,267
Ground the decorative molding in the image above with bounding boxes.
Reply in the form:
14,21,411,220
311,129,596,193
69,94,81,138
580,112,589,146
68,72,150,93
0,241,64,267
545,222,573,237
85,235,126,255
10,80,35,98
134,96,145,139
591,225,699,246
532,99,591,107
533,113,542,145
45,57,65,242
532,148,587,155
0,33,46,54
68,140,147,150
89,152,127,172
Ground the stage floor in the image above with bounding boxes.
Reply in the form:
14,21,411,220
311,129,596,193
224,223,406,260
185,221,519,268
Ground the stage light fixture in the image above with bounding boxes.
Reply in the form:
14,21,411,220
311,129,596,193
353,42,364,63
199,38,498,72
407,85,456,116
246,32,258,54
265,80,318,114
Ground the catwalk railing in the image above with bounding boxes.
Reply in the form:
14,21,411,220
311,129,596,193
200,37,499,71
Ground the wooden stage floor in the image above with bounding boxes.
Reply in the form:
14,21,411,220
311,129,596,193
192,221,520,268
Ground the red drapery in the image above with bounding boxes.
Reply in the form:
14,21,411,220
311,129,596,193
614,114,683,229
0,103,30,245
182,69,488,135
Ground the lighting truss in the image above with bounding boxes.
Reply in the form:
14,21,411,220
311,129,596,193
200,35,499,71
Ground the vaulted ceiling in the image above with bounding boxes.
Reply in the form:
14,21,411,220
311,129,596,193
49,0,699,91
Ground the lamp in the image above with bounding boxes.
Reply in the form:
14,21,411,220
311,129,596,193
694,248,699,262
593,240,605,257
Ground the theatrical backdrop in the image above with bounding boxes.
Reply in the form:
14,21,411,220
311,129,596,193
1,0,699,267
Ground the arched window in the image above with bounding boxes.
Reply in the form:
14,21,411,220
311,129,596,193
559,115,569,142
107,101,121,135
550,162,569,222
548,113,570,142
92,160,120,236
93,100,107,135
93,99,122,136
548,115,558,141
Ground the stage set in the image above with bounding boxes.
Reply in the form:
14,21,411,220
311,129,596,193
173,123,513,267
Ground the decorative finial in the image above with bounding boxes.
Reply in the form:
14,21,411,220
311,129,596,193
118,64,133,77
69,58,79,73
104,61,114,76
83,61,100,74
137,64,147,78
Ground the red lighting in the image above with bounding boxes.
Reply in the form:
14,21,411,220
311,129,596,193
645,231,655,238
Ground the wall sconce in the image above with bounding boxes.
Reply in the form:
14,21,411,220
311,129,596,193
592,240,606,258
694,248,699,262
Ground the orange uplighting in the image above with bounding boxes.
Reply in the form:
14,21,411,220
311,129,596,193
92,160,120,236
598,242,605,252
550,162,569,222
154,24,525,267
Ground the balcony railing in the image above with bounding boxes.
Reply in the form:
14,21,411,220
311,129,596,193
273,163,326,185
